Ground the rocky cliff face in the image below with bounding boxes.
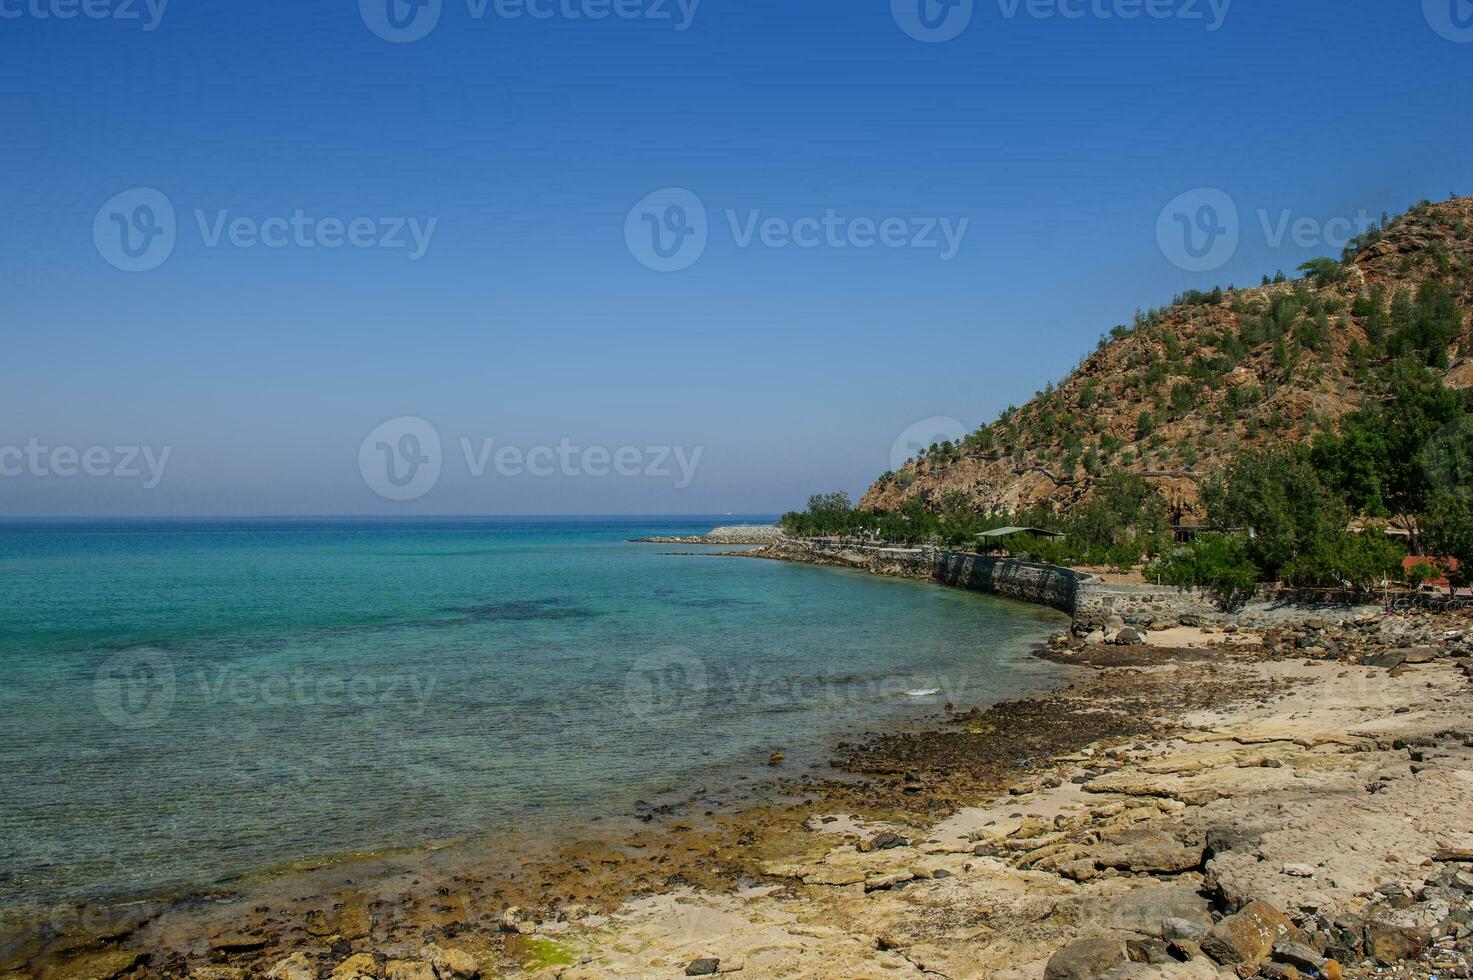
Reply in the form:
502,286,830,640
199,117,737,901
860,198,1473,520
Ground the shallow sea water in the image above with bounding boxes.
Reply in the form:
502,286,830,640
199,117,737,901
0,517,1066,922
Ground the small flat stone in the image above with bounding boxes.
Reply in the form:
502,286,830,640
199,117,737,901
1162,917,1210,942
1126,938,1172,965
863,831,909,852
423,944,479,978
265,953,315,980
863,871,917,892
331,954,379,979
1168,939,1203,961
1273,941,1326,973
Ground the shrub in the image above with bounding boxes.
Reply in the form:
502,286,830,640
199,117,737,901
1176,287,1223,306
1149,535,1260,610
1404,561,1438,589
1105,540,1143,573
1280,527,1404,594
1169,381,1198,415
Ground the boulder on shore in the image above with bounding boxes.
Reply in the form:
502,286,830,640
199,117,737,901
1200,900,1299,966
1043,937,1127,980
1091,828,1204,875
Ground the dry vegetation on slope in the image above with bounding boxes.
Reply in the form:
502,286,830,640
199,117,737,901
861,197,1473,521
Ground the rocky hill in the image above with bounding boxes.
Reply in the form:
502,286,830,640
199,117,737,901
861,196,1473,521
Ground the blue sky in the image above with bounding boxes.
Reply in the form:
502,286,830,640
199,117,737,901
2,0,1471,516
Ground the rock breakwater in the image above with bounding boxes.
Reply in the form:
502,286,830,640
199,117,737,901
632,524,787,546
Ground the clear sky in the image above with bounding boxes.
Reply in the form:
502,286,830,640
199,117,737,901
2,0,1471,516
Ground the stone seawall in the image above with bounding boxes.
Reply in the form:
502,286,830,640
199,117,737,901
753,539,1082,616
750,538,1369,630
1072,580,1225,631
931,550,1085,615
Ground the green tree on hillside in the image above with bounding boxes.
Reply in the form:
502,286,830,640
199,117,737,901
1385,282,1462,366
1298,257,1345,286
1203,447,1348,581
1421,418,1473,506
1311,365,1469,530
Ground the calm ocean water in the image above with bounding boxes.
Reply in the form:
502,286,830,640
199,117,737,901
0,518,1065,923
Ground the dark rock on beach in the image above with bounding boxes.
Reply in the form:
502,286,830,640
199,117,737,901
1044,937,1127,980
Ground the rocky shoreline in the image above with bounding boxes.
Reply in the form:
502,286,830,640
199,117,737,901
513,613,1473,979
740,537,1402,637
8,583,1473,978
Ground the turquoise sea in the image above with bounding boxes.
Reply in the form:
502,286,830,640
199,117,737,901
0,518,1066,926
